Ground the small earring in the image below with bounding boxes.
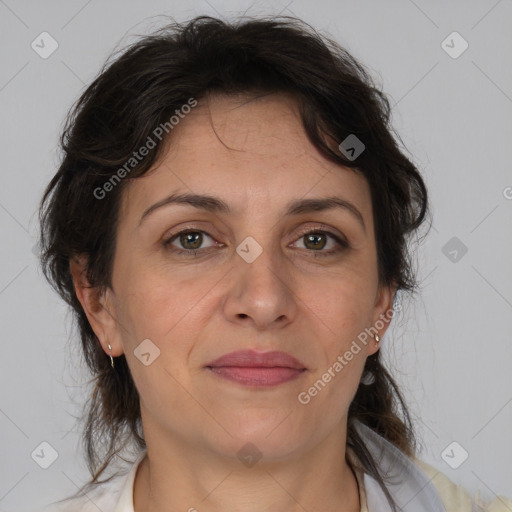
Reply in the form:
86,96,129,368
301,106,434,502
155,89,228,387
107,343,114,369
374,334,380,344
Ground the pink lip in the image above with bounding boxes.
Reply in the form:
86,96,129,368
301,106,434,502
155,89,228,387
206,350,307,387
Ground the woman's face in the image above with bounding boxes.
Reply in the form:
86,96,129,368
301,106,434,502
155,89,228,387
94,93,394,461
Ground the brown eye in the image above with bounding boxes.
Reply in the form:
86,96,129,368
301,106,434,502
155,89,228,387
163,230,216,254
303,232,328,250
178,231,203,250
292,229,349,257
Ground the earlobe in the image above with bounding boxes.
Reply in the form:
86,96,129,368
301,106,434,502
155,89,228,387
69,255,122,357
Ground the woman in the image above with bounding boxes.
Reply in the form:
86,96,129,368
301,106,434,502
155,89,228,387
37,15,511,512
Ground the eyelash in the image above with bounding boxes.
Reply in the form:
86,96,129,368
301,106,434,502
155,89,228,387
162,226,349,258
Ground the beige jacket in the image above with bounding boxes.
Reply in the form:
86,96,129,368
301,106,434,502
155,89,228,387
349,453,512,512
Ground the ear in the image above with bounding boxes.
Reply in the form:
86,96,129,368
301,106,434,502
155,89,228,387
69,254,123,358
367,280,397,356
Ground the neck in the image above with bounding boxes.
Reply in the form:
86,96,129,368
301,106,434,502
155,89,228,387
133,424,361,512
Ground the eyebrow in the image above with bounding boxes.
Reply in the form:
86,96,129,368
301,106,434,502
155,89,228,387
139,192,366,232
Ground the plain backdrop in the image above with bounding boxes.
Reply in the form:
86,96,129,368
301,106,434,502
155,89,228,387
1,0,511,510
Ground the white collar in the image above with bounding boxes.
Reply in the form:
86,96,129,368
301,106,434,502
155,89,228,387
114,450,146,512
352,420,447,511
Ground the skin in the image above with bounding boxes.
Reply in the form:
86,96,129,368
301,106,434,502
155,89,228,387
71,92,396,512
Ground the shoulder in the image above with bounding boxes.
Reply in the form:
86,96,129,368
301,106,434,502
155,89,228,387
37,473,126,512
35,450,146,512
413,458,512,512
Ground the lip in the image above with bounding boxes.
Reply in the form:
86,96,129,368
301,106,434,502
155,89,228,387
205,350,307,387
207,350,306,369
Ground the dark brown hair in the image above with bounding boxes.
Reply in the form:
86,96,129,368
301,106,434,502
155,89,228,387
39,14,430,511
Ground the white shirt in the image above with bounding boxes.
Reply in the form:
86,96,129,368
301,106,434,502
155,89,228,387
39,421,512,512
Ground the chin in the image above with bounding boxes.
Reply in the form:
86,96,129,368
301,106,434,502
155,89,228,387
212,410,308,459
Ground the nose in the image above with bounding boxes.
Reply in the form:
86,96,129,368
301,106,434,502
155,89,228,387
222,239,298,331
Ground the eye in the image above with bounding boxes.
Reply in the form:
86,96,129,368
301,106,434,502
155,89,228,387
163,230,218,256
291,227,349,257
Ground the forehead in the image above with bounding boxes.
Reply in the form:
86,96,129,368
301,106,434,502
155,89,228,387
120,93,373,224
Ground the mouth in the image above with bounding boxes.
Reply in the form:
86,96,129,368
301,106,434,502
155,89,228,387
205,350,307,387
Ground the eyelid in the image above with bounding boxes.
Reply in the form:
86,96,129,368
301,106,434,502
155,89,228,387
293,222,346,240
162,222,222,242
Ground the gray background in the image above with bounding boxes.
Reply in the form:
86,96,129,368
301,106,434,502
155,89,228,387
1,0,511,510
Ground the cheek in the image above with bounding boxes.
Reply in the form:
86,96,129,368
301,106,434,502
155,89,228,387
112,270,207,420
300,273,376,344
294,272,375,411
115,261,197,336
113,264,220,374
